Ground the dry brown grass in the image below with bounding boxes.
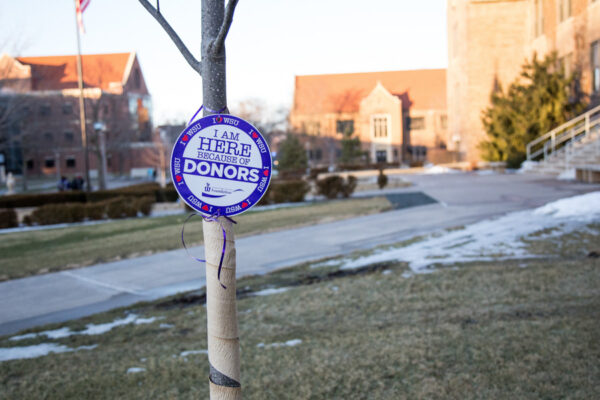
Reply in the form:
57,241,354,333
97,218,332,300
1,224,599,399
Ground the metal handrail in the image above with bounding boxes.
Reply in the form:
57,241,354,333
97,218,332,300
526,104,600,161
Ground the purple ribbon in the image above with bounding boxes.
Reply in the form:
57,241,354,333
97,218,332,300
188,104,228,126
181,212,237,289
180,104,232,289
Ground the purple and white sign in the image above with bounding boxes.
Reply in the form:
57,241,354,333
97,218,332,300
170,114,272,216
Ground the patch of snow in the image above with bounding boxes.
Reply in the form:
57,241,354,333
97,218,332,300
8,333,37,341
518,160,538,173
134,316,163,325
422,164,460,175
401,271,413,279
382,269,393,275
310,259,343,269
127,367,146,374
340,191,600,273
159,323,174,329
180,350,208,357
257,339,302,349
475,169,496,175
252,287,290,297
331,286,339,292
0,343,97,362
557,168,576,180
8,313,163,341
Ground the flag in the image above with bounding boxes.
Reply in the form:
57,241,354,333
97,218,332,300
75,0,91,34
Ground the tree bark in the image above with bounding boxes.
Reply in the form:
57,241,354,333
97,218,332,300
201,2,240,398
203,217,241,399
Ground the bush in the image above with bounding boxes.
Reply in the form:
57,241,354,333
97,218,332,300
106,197,138,219
257,180,310,205
316,175,357,199
85,202,107,221
0,191,86,209
0,182,179,209
377,169,388,190
271,180,310,204
0,209,18,229
30,203,86,225
136,196,154,216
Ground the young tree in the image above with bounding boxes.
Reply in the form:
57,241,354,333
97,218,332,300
480,52,587,168
277,133,307,173
139,1,241,398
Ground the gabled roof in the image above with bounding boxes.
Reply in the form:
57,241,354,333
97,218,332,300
15,52,134,91
293,69,446,114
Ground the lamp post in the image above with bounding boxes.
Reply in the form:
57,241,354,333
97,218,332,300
94,121,108,190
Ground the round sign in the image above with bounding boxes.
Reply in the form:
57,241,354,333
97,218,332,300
170,114,272,216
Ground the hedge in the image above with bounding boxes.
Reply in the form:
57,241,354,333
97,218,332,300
316,175,357,199
0,209,18,229
27,196,156,226
0,182,179,208
258,180,310,205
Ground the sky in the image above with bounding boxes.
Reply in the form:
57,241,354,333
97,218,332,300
0,0,448,125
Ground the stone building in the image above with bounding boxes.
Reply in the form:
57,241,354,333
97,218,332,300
448,0,600,162
289,69,448,166
0,52,158,179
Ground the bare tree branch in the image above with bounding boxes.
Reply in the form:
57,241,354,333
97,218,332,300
211,0,239,55
138,0,202,74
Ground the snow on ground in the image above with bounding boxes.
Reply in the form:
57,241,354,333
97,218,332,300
341,191,600,272
422,164,460,174
251,287,290,297
0,343,97,362
557,168,576,180
126,367,146,374
9,314,159,341
180,350,208,357
256,339,302,349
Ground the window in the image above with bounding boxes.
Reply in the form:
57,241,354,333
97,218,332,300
44,132,54,142
26,159,34,170
103,104,109,116
66,157,76,168
336,120,354,135
440,115,448,130
315,148,323,160
372,116,389,138
408,117,425,130
44,158,55,168
558,0,571,22
534,0,544,37
62,103,73,115
64,132,74,142
40,104,51,116
375,150,387,163
592,40,600,94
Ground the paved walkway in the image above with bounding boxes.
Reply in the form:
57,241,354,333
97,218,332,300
0,172,598,335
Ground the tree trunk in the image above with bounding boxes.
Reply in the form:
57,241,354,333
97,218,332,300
201,2,240,399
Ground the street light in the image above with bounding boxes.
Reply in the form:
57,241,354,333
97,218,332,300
94,121,108,190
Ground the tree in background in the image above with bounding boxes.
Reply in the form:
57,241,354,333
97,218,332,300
480,52,587,168
277,133,307,174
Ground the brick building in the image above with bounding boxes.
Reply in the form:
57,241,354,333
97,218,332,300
448,0,600,162
289,69,448,166
0,52,159,179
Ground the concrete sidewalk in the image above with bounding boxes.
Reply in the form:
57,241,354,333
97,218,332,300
1,172,597,335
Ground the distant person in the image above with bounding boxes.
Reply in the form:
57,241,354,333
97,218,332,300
6,172,15,194
58,176,68,191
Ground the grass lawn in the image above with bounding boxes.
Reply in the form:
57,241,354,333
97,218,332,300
0,197,391,281
1,226,598,399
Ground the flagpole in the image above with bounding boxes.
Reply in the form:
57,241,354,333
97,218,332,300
74,0,91,192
